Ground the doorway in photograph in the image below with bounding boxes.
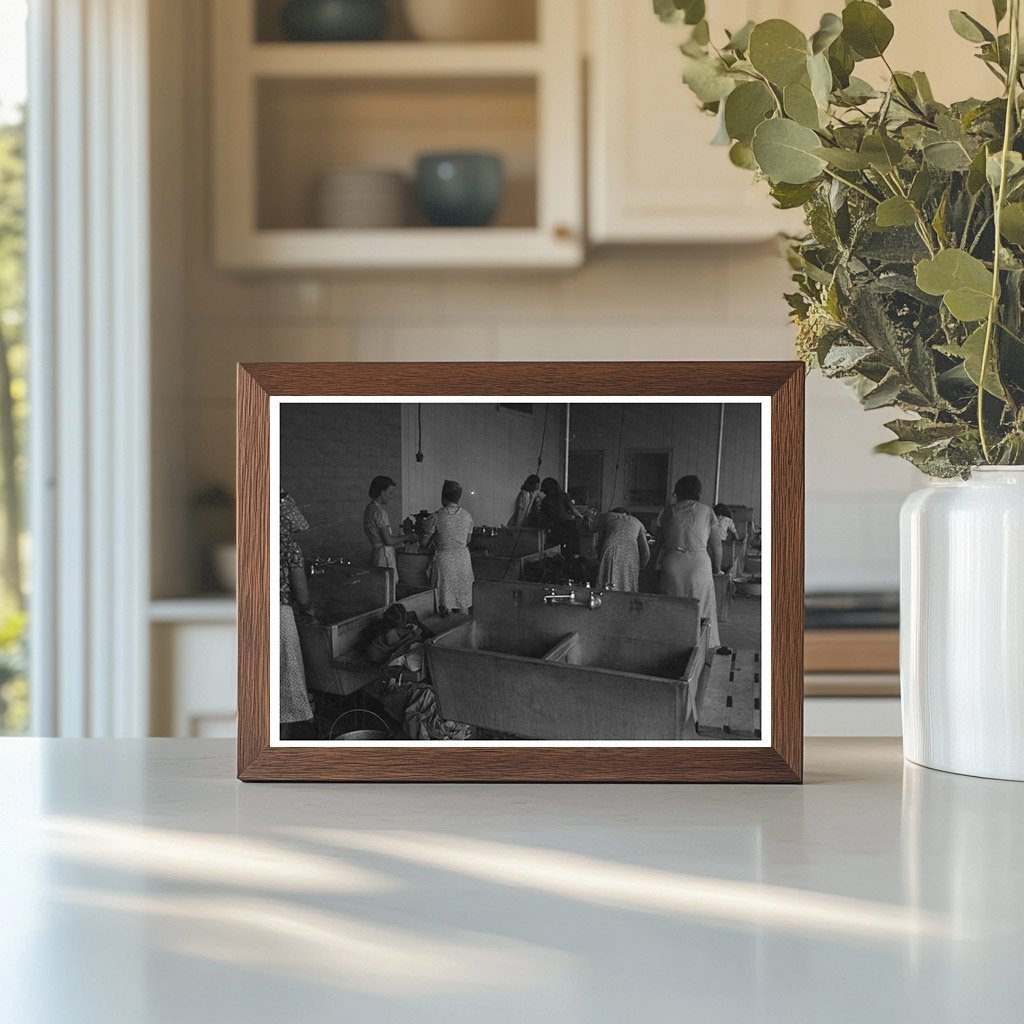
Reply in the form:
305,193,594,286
271,398,767,747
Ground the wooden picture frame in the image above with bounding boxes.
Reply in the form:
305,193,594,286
237,362,804,782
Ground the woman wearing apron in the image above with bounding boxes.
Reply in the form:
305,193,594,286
655,475,723,648
363,474,411,575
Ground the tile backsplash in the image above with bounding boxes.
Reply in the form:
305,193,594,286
176,247,917,595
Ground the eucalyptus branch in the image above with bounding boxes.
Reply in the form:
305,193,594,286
979,0,1021,462
884,170,939,254
749,69,784,117
822,167,881,205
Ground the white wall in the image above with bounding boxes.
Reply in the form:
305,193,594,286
153,0,921,598
401,403,564,528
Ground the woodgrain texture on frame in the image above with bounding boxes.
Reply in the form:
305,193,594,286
237,362,804,783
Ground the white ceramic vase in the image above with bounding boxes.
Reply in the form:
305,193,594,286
900,467,1024,781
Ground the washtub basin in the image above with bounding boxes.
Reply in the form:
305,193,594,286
426,580,711,740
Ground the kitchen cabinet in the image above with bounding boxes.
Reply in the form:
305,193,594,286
586,0,998,244
150,601,237,737
211,0,583,269
587,0,812,243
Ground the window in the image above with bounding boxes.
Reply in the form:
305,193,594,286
627,449,670,507
0,0,27,734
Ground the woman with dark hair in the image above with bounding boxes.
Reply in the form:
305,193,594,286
363,475,411,572
279,491,314,739
537,476,580,557
655,475,722,646
422,479,475,614
508,473,541,528
713,503,739,542
597,507,650,592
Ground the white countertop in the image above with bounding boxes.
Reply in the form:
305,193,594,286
1,738,1021,1023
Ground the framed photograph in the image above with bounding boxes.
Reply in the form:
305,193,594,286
237,362,804,782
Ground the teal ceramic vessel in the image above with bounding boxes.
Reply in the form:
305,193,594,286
415,152,505,227
281,0,388,42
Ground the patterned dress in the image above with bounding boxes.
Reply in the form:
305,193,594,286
596,511,648,592
363,499,397,572
656,500,720,647
423,505,474,611
279,493,313,725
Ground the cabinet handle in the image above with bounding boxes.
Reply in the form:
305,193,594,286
553,224,574,241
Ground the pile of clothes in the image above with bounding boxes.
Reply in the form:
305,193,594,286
362,603,475,741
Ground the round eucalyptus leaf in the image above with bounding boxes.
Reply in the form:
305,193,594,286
948,10,994,44
875,196,918,228
813,146,872,171
723,81,775,144
810,13,843,55
682,57,736,104
842,1,894,59
748,20,809,86
1000,203,1024,245
941,326,1006,397
783,81,824,129
860,133,904,173
752,117,827,184
724,20,755,53
729,141,758,170
915,249,994,322
827,35,856,88
923,141,973,171
838,76,879,104
771,180,820,209
807,52,833,108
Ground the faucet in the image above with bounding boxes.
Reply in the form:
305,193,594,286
543,584,602,609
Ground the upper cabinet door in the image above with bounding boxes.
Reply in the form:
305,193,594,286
587,0,807,244
587,0,1001,245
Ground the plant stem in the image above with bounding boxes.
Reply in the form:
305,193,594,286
884,171,939,254
822,167,880,205
979,0,1021,463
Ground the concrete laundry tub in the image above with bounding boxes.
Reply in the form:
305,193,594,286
426,580,712,740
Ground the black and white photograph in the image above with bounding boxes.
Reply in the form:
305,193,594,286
271,397,769,745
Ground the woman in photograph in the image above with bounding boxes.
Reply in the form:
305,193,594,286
508,473,541,529
713,503,739,542
656,475,722,648
537,476,580,557
363,474,410,572
366,602,434,682
423,480,475,615
596,507,650,592
280,491,314,739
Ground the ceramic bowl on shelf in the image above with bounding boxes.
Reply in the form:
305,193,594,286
415,152,504,227
280,0,388,42
315,167,407,229
403,0,535,42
